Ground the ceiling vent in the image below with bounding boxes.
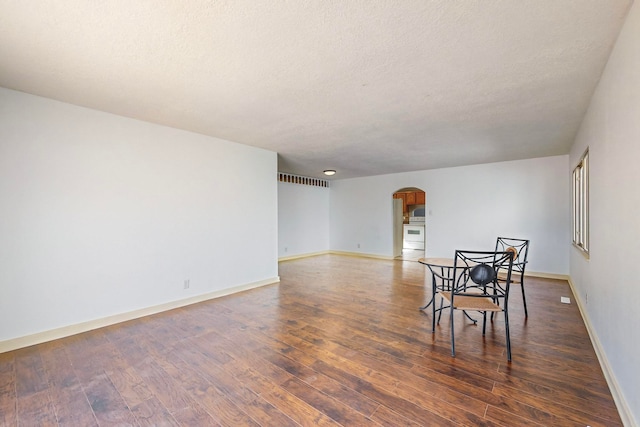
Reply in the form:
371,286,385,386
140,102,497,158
278,172,329,188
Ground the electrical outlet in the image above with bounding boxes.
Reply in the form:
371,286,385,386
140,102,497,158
357,243,361,248
284,247,288,252
184,279,190,289
561,296,570,304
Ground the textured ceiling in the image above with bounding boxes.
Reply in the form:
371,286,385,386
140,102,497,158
0,1,633,179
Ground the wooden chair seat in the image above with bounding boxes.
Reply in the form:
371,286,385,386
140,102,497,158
439,291,502,312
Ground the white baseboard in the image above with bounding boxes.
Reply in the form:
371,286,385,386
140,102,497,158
278,250,330,262
279,253,576,275
0,276,280,354
525,271,570,280
328,250,394,260
279,250,394,262
567,277,635,427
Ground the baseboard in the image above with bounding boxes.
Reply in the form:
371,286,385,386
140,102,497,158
279,250,394,262
278,250,330,262
567,277,635,427
279,253,575,273
525,271,570,280
329,250,395,260
0,276,280,354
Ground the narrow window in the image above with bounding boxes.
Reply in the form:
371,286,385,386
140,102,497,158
572,149,589,254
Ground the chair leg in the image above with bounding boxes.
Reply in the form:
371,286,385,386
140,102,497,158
450,305,456,357
505,310,512,362
432,294,437,332
490,294,500,321
521,277,528,317
432,276,438,332
482,312,487,335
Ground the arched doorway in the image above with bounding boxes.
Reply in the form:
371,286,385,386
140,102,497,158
393,187,426,261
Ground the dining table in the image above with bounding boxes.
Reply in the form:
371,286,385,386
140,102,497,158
418,257,478,330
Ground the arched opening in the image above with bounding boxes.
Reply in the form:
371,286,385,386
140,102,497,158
392,187,426,261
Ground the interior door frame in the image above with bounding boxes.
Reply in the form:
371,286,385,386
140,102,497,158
393,198,403,257
393,187,427,259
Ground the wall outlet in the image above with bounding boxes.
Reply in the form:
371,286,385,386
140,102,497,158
357,243,361,248
284,247,288,252
561,296,570,304
184,279,190,289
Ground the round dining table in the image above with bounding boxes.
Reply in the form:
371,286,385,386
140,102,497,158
417,257,457,310
418,257,479,330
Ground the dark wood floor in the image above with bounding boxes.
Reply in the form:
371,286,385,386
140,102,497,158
0,254,622,426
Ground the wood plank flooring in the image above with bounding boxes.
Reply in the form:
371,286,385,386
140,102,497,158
0,254,622,426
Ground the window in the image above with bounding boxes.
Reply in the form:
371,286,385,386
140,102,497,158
572,149,589,254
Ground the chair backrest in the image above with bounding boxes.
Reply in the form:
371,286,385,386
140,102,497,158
452,250,515,302
495,237,529,273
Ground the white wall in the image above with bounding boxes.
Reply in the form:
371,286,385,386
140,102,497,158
330,155,570,274
0,88,279,343
569,1,640,424
278,181,330,258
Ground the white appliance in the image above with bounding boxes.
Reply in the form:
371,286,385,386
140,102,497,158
403,216,425,250
409,216,425,225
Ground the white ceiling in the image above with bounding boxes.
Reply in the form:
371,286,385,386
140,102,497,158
0,1,632,179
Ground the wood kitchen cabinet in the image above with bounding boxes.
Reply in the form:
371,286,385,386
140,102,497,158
394,190,426,217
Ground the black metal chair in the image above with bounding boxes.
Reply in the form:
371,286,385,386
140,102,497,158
437,250,515,361
495,237,530,317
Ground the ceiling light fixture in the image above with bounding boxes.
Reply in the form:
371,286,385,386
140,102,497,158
323,170,336,176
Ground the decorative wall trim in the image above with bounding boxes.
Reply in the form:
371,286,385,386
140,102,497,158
0,277,280,354
278,172,329,188
567,277,634,427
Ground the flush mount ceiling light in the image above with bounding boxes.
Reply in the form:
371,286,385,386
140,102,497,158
323,170,336,176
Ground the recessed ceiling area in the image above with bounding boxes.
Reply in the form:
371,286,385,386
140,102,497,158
0,1,633,179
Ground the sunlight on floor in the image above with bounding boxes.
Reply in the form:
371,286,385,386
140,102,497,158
396,248,424,261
